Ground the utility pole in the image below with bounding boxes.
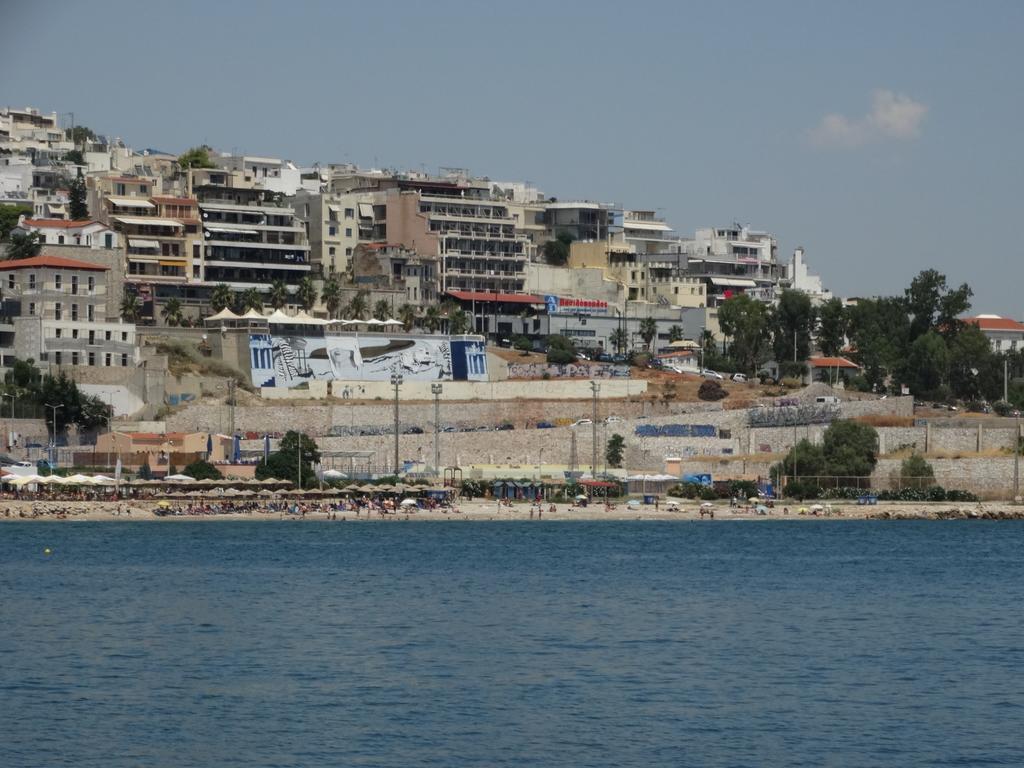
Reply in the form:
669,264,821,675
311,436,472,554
227,378,236,438
793,327,798,363
2,392,14,452
1014,412,1020,502
431,382,443,474
1005,358,1009,404
590,381,600,476
390,372,403,475
297,435,302,489
46,403,63,468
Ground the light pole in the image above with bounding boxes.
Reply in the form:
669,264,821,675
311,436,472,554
536,447,544,481
590,381,600,476
46,403,63,468
2,392,14,452
390,372,403,475
296,434,302,489
1014,412,1020,502
431,382,443,474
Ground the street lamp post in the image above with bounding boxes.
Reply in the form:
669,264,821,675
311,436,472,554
590,381,600,476
390,372,403,475
46,403,63,468
2,392,15,452
537,446,544,481
1014,412,1020,502
431,383,443,475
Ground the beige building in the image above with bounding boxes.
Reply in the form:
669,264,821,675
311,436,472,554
568,241,706,308
290,190,387,276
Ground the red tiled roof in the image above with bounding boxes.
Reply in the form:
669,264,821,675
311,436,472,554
446,290,544,304
808,356,860,369
21,219,102,229
1,254,108,271
965,316,1024,333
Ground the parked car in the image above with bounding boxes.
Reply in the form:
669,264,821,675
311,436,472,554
701,369,724,380
731,372,748,383
495,423,514,431
572,418,593,427
441,426,458,432
611,354,627,364
536,421,555,429
402,426,424,434
597,353,613,363
605,415,624,423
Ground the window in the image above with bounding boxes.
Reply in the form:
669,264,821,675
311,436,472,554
28,274,36,290
345,247,352,256
105,331,111,341
7,275,13,289
344,208,354,219
140,185,148,194
105,353,111,366
55,274,62,290
55,352,61,365
71,304,79,321
55,328,62,339
54,302,62,320
121,354,128,366
88,352,95,366
72,352,79,366
28,302,35,316
71,276,78,294
88,330,95,344
58,235,64,245
328,246,336,256
328,226,336,236
121,332,127,342
72,329,78,339
87,305,94,321
345,228,352,237
115,184,126,195
104,234,113,248
87,276,95,293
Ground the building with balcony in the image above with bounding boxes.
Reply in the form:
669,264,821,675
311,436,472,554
682,224,779,305
0,107,69,154
0,254,137,370
13,218,119,249
349,243,439,306
544,201,618,242
290,190,387,276
964,315,1024,353
621,209,679,255
568,241,706,308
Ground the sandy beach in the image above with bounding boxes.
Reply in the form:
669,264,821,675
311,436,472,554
1,498,1022,522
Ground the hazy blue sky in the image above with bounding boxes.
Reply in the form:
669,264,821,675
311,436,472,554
4,1,1022,315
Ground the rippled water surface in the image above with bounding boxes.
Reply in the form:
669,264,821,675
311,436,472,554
2,521,1023,767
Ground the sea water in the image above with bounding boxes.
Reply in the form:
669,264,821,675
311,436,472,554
1,521,1022,767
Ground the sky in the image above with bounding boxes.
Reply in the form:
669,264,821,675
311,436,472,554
3,0,1022,316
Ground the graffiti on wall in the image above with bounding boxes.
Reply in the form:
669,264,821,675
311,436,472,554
635,424,718,438
250,334,488,387
507,363,631,379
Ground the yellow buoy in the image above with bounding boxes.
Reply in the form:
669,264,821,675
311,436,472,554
43,548,52,555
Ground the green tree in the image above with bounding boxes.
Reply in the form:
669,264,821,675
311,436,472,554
513,335,532,354
448,309,470,335
902,331,949,398
546,334,576,364
606,433,625,468
668,325,683,343
609,328,628,355
948,324,999,402
776,438,828,481
905,269,973,341
321,278,342,319
397,303,417,331
210,283,233,313
639,317,658,351
160,297,184,327
38,371,110,434
771,289,815,364
68,168,88,220
255,430,320,488
297,276,317,310
177,145,216,169
268,279,289,309
0,204,32,241
422,304,442,333
900,453,935,487
846,297,910,392
63,149,85,165
238,287,263,312
373,299,391,322
67,126,96,146
821,420,879,478
815,297,848,357
120,292,141,323
183,459,223,481
717,294,769,373
5,231,43,260
347,289,368,320
542,232,574,266
138,461,152,480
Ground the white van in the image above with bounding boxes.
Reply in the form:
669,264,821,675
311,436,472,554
815,395,840,405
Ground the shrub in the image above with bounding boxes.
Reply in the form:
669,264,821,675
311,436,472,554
668,483,702,499
545,335,576,364
698,380,728,401
699,486,719,500
900,452,935,485
779,361,808,380
780,377,802,388
784,480,823,500
993,400,1013,417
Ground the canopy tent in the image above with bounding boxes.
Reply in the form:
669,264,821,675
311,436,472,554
206,308,240,322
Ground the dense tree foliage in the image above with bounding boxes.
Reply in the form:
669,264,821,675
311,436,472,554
3,361,110,435
545,334,576,364
255,431,320,488
605,434,625,468
183,460,223,481
717,294,769,373
68,169,88,220
5,230,43,260
542,232,574,266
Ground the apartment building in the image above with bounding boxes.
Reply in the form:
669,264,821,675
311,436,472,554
683,224,779,305
290,190,387,276
0,254,136,370
621,209,679,255
349,243,439,306
777,247,832,302
0,107,69,154
544,201,617,242
13,218,120,250
568,241,706,308
217,155,318,196
964,315,1024,353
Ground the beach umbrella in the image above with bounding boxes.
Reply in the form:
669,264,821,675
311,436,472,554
400,498,418,507
164,474,196,483
322,469,346,481
91,475,116,486
756,504,769,514
157,500,171,508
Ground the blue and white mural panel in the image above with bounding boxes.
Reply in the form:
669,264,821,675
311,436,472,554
250,334,487,387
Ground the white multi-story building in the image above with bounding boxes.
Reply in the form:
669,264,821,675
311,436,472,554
682,224,779,305
13,218,120,249
964,315,1024,353
290,190,387,276
779,247,832,302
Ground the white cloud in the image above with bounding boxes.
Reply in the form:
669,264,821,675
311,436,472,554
810,90,928,148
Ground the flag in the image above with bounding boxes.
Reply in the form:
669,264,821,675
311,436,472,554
206,432,213,456
114,457,122,483
263,434,270,462
233,434,241,463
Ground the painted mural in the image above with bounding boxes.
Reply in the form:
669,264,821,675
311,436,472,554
249,334,487,387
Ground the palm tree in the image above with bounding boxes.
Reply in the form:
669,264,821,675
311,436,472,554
161,297,184,327
268,279,289,309
373,299,390,322
120,292,141,323
609,328,627,355
297,276,317,310
238,287,263,313
397,303,417,332
448,309,470,336
423,305,442,333
639,317,658,351
347,290,369,320
210,283,233,313
321,278,342,319
668,325,683,343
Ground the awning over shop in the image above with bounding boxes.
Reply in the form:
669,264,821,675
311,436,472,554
128,238,159,250
708,277,757,288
